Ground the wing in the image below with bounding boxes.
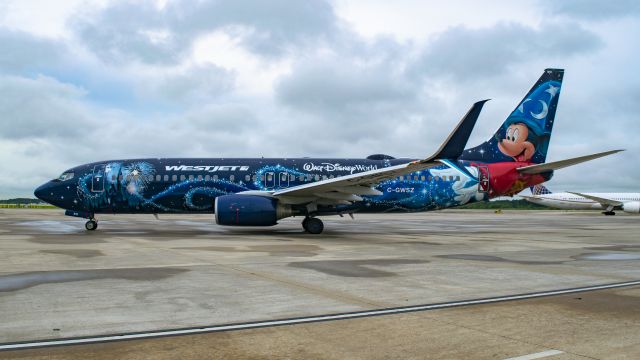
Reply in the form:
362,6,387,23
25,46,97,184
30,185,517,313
566,192,623,207
270,100,488,204
518,195,537,200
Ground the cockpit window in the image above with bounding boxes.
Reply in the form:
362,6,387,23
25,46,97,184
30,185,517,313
57,172,74,181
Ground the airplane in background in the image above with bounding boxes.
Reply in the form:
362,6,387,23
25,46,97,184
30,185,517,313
35,69,622,233
521,184,640,215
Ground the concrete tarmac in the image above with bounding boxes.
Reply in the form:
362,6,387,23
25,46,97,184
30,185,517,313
0,209,638,359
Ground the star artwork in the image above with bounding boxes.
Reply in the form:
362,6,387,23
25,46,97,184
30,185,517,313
545,85,559,98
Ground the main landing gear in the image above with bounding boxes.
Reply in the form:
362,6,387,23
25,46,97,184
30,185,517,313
602,211,616,216
85,219,98,231
302,217,324,234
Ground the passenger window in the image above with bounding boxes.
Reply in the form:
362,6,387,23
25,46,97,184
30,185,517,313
164,175,169,182
188,175,194,181
180,175,186,181
245,175,250,182
267,174,273,181
260,175,265,181
421,176,425,181
315,175,320,181
252,175,257,181
290,174,295,181
213,175,218,181
230,175,235,181
414,175,418,181
205,175,210,181
281,173,287,181
172,175,177,181
299,175,305,181
322,175,328,180
197,175,203,181
456,176,460,181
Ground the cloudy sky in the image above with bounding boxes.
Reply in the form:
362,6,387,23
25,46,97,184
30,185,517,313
1,0,639,198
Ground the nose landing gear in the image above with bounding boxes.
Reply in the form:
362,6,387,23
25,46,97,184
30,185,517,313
85,219,98,231
302,217,324,234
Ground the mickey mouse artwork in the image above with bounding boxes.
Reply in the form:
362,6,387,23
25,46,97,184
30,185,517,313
498,122,535,161
496,82,560,163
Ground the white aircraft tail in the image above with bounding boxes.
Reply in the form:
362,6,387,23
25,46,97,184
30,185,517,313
530,184,552,196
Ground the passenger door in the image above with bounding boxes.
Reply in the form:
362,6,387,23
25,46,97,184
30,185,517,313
265,171,276,190
91,164,105,192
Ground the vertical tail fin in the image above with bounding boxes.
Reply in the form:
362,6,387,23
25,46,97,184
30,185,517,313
460,69,564,164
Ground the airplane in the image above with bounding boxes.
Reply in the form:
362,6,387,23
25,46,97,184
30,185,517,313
34,69,623,233
521,184,640,215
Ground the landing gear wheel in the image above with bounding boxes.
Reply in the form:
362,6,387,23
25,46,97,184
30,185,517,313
85,220,98,231
304,217,324,234
603,211,616,216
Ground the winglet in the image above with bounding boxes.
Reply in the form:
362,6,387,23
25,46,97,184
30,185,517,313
421,99,489,162
516,149,624,175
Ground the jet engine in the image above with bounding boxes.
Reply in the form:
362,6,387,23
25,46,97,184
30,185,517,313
214,195,293,226
622,201,640,214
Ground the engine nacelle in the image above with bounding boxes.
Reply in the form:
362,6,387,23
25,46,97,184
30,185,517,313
623,201,640,214
214,195,293,226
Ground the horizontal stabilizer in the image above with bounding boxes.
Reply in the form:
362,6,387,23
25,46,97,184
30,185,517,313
566,192,623,207
516,149,623,175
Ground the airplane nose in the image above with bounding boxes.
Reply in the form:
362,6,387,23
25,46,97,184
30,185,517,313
34,182,51,202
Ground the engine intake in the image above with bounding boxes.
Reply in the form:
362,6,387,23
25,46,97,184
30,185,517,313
214,195,293,226
623,201,640,214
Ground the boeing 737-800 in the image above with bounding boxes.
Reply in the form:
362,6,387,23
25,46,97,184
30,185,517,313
34,69,622,233
522,185,640,215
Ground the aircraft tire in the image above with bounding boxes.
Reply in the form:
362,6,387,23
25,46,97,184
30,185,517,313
305,218,324,234
85,220,98,231
603,211,616,216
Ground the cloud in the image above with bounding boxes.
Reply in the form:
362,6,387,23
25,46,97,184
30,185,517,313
277,60,414,114
411,22,603,81
71,0,338,65
0,29,66,72
0,75,94,139
71,1,177,65
136,64,234,104
543,0,640,21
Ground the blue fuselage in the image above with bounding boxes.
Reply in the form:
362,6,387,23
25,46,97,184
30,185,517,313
35,157,490,215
